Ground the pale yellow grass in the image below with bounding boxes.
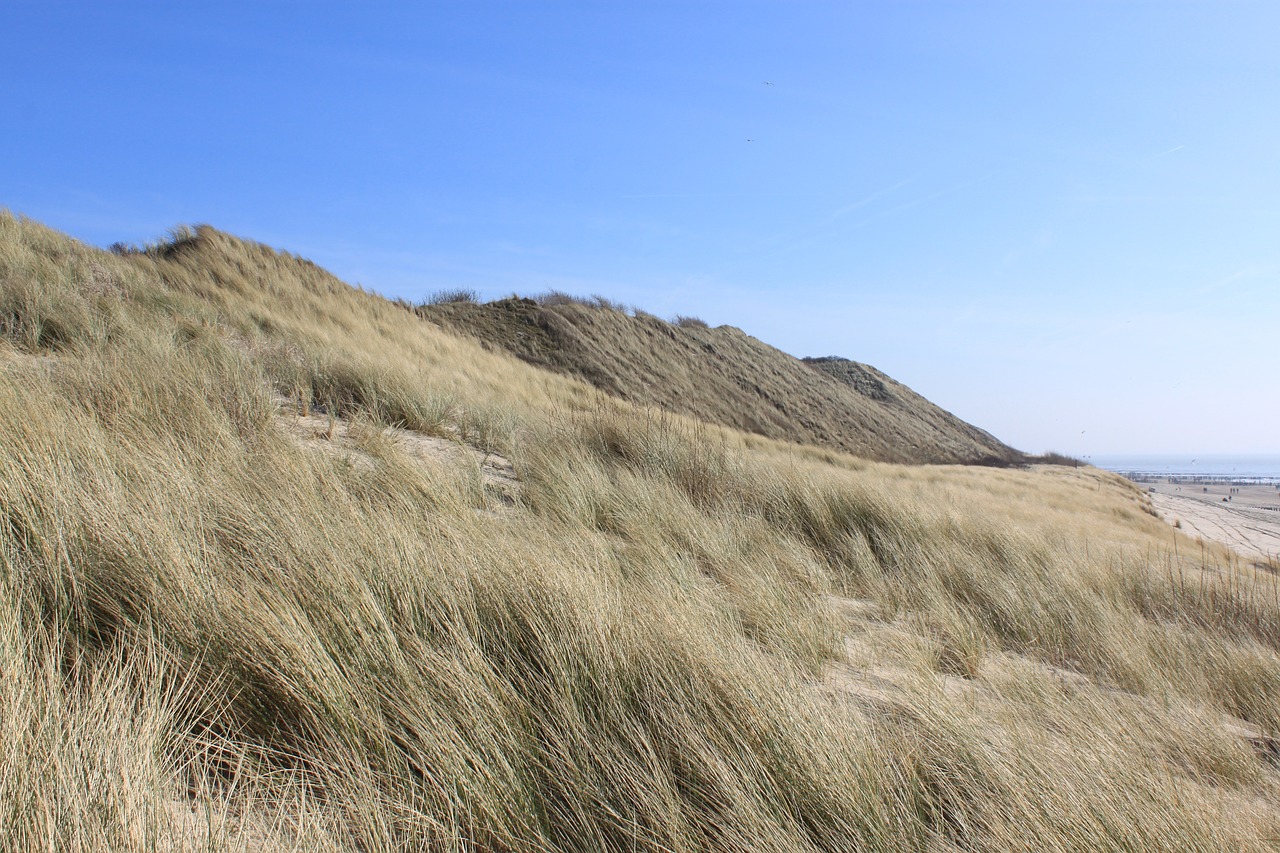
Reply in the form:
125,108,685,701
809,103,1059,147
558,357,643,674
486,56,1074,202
2,211,1279,850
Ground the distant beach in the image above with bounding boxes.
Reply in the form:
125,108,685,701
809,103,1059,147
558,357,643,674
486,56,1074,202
1091,456,1280,562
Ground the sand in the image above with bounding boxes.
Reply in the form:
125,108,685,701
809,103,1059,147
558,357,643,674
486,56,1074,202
1143,479,1280,565
277,407,521,509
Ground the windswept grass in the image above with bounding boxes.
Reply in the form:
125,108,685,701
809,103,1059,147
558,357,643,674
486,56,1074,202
2,211,1279,850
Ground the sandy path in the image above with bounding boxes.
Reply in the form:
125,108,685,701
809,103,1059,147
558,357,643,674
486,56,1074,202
1144,481,1280,564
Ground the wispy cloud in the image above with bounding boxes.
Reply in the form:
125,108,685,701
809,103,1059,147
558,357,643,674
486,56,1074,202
620,192,773,199
824,176,916,223
753,171,997,261
866,171,999,221
752,176,914,250
1196,263,1280,296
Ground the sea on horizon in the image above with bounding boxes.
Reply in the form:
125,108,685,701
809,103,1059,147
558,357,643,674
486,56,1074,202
1090,454,1280,482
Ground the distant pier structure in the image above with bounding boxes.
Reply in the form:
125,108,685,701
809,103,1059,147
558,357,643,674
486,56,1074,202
1116,471,1280,488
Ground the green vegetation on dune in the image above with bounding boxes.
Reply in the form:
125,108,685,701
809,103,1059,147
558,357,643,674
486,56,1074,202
2,211,1279,850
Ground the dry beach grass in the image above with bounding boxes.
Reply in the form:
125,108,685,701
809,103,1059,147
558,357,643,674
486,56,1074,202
2,211,1279,850
417,296,1016,466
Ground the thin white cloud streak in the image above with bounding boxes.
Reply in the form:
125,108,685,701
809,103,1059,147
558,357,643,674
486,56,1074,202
755,172,994,260
824,176,916,223
858,171,999,223
751,175,915,253
620,192,776,199
1196,263,1280,295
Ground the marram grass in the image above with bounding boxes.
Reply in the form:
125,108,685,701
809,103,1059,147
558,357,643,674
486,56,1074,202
2,211,1278,850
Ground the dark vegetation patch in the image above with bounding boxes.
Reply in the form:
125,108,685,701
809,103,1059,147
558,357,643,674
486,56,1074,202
803,356,894,403
423,288,479,305
1025,451,1086,467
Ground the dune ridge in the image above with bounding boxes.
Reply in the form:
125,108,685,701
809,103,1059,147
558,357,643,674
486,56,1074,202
419,296,1018,465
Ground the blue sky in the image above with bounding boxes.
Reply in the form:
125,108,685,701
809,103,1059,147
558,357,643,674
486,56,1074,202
4,1,1277,455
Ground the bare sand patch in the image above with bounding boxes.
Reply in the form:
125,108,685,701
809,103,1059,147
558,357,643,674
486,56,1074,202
277,408,520,506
